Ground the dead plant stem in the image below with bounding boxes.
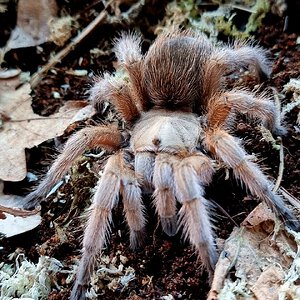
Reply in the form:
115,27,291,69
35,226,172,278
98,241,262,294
273,137,284,193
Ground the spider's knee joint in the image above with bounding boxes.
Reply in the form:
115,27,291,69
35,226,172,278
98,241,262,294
157,187,171,192
233,159,247,170
180,197,198,204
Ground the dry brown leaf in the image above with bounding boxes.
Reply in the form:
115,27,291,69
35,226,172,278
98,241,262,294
6,0,57,49
208,202,299,300
0,80,93,182
251,267,284,300
0,181,42,237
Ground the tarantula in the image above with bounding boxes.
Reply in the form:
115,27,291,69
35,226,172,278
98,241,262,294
22,30,299,300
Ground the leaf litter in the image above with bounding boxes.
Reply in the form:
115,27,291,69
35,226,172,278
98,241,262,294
0,180,42,238
0,72,94,182
208,202,300,300
5,0,58,50
0,71,95,238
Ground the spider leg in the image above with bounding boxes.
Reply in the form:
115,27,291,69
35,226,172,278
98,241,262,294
90,73,140,123
202,42,270,102
135,152,155,193
114,32,143,66
121,158,146,248
114,32,148,111
70,154,121,300
153,153,177,236
207,90,285,135
173,153,217,277
204,129,300,231
70,152,146,300
22,126,122,209
218,42,271,79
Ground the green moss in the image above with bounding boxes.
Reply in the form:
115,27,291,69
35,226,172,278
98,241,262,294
245,0,270,34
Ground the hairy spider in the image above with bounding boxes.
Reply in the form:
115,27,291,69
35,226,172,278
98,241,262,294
22,30,299,300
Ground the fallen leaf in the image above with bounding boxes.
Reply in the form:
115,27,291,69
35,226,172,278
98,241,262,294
0,80,94,182
0,69,21,79
6,0,57,49
0,209,42,238
208,202,299,300
0,181,41,237
251,267,284,300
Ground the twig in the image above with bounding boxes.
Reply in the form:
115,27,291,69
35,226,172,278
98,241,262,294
271,87,285,192
109,0,145,22
30,0,114,89
0,205,40,217
10,116,77,122
273,137,284,193
271,87,282,117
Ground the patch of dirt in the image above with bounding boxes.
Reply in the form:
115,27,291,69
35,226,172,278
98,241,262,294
1,2,300,300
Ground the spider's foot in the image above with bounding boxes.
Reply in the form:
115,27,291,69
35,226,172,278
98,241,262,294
161,216,177,236
280,209,300,232
69,283,87,300
21,193,41,210
285,218,300,232
258,68,271,81
270,194,300,231
273,125,287,137
196,244,217,284
130,229,146,249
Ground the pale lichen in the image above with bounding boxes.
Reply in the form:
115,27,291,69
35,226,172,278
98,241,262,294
155,0,270,40
282,78,300,124
81,251,135,299
0,254,63,300
258,125,281,150
278,229,300,300
245,0,270,34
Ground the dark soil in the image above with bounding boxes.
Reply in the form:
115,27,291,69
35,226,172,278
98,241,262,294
1,2,300,300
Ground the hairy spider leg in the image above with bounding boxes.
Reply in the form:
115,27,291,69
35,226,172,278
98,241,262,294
135,152,155,193
152,153,178,236
90,73,140,122
120,157,147,248
22,126,122,209
202,43,271,103
70,152,146,300
207,91,285,135
173,153,217,278
114,32,148,111
204,129,300,231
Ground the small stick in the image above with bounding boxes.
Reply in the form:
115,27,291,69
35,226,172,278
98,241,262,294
30,0,145,89
273,137,284,193
271,87,285,193
0,205,40,217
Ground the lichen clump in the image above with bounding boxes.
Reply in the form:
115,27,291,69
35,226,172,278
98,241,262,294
156,0,270,40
